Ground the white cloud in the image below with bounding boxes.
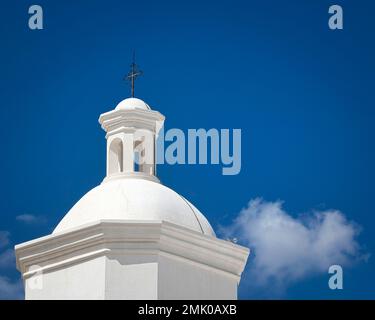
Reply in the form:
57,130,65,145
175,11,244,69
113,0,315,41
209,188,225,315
16,214,46,224
0,276,24,300
0,249,15,269
0,231,10,249
221,198,367,293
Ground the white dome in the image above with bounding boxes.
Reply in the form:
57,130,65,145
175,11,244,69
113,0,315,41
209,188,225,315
53,179,215,237
115,97,151,111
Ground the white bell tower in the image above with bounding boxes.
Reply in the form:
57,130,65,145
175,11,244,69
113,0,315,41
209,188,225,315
100,97,164,183
16,94,249,299
15,94,249,299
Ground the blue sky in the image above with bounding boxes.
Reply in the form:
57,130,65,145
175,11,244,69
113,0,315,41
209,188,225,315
0,0,374,299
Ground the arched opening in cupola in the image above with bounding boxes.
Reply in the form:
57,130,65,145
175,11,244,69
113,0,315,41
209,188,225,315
108,138,123,174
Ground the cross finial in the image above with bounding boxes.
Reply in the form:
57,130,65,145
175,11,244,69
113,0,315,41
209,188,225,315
125,51,142,98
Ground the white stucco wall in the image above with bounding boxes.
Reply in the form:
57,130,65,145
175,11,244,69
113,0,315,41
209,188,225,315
157,254,238,300
25,256,106,300
104,255,158,300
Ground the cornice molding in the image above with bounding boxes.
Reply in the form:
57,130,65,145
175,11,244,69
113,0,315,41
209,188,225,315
99,109,165,135
15,220,249,281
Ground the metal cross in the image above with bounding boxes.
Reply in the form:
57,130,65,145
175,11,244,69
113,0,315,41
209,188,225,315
125,51,143,97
